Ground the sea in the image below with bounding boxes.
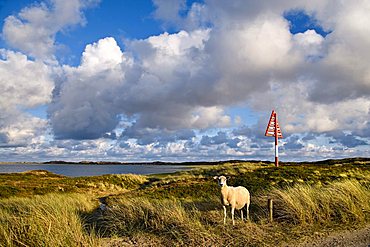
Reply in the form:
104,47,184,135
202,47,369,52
0,163,194,177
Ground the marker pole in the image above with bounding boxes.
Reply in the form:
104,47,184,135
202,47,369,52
274,112,279,167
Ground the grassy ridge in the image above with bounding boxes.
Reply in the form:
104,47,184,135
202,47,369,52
1,158,370,246
0,171,147,198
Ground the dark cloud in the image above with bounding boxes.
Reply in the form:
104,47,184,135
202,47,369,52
50,103,120,140
232,125,254,137
327,131,368,148
200,131,241,148
54,140,98,150
352,121,370,139
122,126,195,146
302,132,317,141
283,135,304,150
103,132,117,139
0,132,9,143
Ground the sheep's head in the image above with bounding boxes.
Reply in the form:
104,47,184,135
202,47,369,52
213,175,227,187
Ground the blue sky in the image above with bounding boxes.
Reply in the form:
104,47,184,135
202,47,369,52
0,0,369,162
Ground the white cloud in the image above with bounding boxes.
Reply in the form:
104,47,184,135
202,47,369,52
0,49,53,148
1,116,49,147
2,0,370,161
191,107,231,129
46,0,370,160
80,37,124,72
293,29,324,60
231,14,296,70
147,29,209,55
0,49,53,110
2,0,98,62
49,30,215,140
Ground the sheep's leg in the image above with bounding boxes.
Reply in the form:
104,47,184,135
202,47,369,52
231,207,235,226
223,205,227,225
246,204,250,221
241,209,244,221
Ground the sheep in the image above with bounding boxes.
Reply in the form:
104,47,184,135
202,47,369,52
213,175,250,225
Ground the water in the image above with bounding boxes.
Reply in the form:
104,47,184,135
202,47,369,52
0,163,194,177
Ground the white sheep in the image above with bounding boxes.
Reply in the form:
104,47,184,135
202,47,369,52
213,175,250,225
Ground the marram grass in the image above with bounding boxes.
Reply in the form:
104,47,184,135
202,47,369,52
1,159,370,246
270,179,370,225
0,193,99,247
89,197,215,246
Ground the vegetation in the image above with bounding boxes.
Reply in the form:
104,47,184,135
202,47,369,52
0,193,99,246
271,180,370,225
0,158,370,246
0,171,147,198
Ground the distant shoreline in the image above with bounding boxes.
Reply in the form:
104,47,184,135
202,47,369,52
0,160,261,166
0,157,369,166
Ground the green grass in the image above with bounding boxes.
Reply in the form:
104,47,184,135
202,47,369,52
0,171,148,198
1,158,370,246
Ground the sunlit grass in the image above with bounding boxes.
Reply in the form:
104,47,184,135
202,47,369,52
1,158,370,246
0,193,99,247
0,172,148,198
270,180,370,225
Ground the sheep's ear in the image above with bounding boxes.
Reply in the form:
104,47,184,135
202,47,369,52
226,176,231,180
213,176,218,180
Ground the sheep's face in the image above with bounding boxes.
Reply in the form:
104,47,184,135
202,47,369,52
214,176,227,187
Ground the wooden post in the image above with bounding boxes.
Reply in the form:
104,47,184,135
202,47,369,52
268,198,273,222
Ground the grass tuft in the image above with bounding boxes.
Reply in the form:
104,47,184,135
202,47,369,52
89,197,214,245
0,193,99,247
270,180,370,225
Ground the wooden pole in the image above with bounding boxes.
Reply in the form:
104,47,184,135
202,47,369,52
268,198,273,222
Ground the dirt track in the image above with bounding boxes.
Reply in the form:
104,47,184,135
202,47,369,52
295,225,370,247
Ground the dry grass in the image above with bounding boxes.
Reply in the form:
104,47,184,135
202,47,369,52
1,159,370,246
89,197,211,245
89,196,272,246
1,180,370,246
0,193,100,247
270,180,370,225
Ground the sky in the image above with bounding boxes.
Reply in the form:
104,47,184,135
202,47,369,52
0,0,369,162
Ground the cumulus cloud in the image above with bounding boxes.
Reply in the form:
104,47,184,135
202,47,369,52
153,0,370,112
0,50,52,109
49,30,233,141
2,0,370,161
49,37,125,139
0,49,53,147
293,29,324,61
2,0,98,62
46,0,370,160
